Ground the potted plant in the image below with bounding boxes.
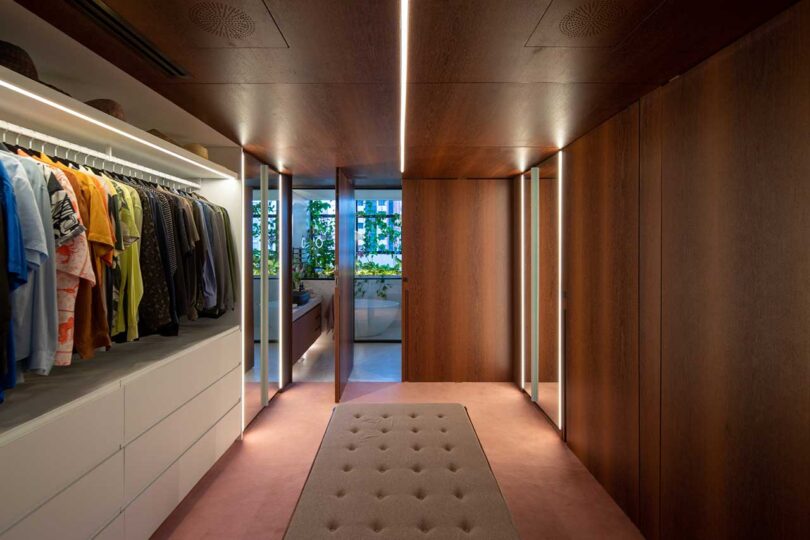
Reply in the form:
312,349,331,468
292,263,310,305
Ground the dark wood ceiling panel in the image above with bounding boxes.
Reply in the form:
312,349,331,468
410,0,797,84
102,0,288,49
527,0,663,48
406,81,653,149
11,0,798,179
404,145,558,180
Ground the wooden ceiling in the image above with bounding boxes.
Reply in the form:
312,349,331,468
14,0,796,181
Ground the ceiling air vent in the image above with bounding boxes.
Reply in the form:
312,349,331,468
68,0,189,78
188,2,256,41
559,1,623,38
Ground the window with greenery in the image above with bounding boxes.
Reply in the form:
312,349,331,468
301,200,336,278
356,200,402,276
252,199,278,276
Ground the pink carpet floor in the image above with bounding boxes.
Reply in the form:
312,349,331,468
152,382,642,539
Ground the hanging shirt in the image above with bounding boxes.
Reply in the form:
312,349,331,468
6,154,58,374
35,163,95,366
132,186,170,336
39,155,113,358
0,163,19,401
110,182,143,342
0,154,50,376
195,201,217,310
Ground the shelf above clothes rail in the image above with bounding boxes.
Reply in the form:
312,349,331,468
0,65,237,184
0,119,201,189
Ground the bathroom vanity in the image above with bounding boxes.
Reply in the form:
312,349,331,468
292,297,323,362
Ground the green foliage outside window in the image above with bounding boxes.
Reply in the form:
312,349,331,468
356,201,402,276
252,201,278,276
302,200,336,278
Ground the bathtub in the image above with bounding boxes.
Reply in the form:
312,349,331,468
355,298,400,338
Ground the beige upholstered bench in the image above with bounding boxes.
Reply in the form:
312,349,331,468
285,403,519,539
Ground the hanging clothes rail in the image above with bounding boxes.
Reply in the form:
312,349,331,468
0,119,202,190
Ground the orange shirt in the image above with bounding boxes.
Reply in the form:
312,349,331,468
36,155,114,357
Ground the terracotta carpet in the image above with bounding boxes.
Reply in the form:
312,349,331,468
152,383,642,540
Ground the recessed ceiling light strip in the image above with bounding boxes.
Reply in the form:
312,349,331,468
400,0,409,174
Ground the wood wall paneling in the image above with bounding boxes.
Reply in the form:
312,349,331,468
564,104,640,522
334,168,355,401
639,88,663,540
538,175,559,383
403,178,513,382
657,3,810,537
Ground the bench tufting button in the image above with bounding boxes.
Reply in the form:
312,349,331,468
415,488,426,500
459,520,472,533
412,444,422,452
418,520,431,533
381,427,389,434
379,444,388,451
454,488,464,500
378,465,388,473
350,427,359,434
381,413,390,419
335,489,346,498
412,464,423,473
437,413,445,418
444,444,453,452
342,464,352,472
327,520,339,532
411,427,420,433
347,444,357,451
409,412,418,418
375,490,386,500
440,427,448,433
371,521,383,533
353,413,361,419
448,464,458,473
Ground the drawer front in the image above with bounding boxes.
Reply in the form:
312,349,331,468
124,366,240,503
0,387,124,533
124,403,240,540
93,514,124,540
124,330,240,443
292,305,322,360
0,451,123,540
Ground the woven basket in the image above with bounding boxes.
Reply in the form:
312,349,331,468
183,143,209,160
148,129,180,146
85,99,126,122
0,41,38,81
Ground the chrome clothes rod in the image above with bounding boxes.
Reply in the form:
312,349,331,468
0,119,202,190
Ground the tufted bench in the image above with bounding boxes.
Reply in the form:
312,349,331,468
284,403,519,539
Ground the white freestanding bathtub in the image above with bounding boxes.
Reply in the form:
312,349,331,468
355,298,400,338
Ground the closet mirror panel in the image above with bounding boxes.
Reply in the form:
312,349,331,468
533,156,563,431
245,156,279,426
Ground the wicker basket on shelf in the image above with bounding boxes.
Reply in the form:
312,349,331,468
0,41,38,81
85,99,126,122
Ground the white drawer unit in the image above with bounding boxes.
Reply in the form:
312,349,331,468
0,386,124,534
0,326,241,540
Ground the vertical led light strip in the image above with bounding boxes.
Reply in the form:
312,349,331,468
530,167,540,402
520,174,526,391
278,170,286,390
557,151,564,429
259,165,269,406
240,151,246,433
400,0,409,173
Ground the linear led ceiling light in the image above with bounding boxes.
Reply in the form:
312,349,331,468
0,77,234,180
400,0,409,174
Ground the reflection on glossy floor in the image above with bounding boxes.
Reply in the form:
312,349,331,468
249,333,401,383
153,383,642,540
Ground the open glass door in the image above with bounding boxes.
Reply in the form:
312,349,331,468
334,168,355,401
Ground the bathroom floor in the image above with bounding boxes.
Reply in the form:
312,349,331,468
248,334,401,383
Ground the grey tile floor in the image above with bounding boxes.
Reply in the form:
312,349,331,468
249,332,401,383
